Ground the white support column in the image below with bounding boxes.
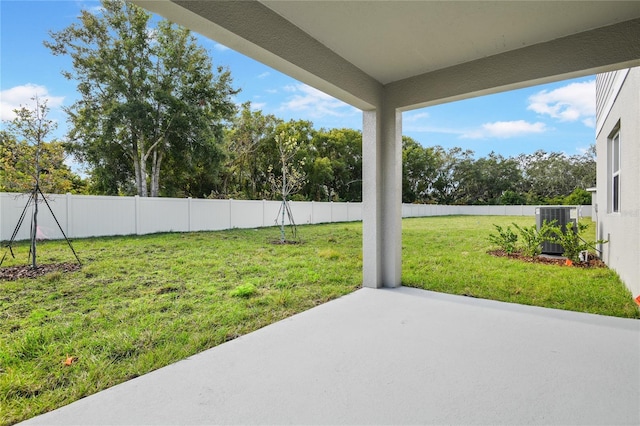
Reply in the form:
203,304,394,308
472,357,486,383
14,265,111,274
362,103,403,288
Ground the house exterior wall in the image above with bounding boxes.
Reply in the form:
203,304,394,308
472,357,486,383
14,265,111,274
595,67,640,298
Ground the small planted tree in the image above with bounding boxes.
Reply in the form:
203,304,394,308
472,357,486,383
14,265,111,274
5,97,56,268
268,129,306,243
1,97,81,269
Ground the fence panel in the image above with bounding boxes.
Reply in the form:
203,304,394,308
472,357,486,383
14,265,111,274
0,193,69,242
290,201,314,225
230,200,264,229
331,202,349,222
190,199,229,231
72,195,136,238
0,192,593,242
310,202,332,224
138,197,189,235
347,202,362,221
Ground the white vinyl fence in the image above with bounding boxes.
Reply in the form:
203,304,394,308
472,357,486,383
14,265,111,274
0,192,592,242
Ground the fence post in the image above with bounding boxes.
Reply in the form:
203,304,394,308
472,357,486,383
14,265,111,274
0,193,3,242
330,201,333,223
135,195,140,235
229,198,233,229
66,193,72,238
188,197,192,232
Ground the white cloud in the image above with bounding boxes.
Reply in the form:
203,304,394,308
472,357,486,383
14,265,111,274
265,88,278,94
279,83,357,118
403,111,430,123
213,43,231,52
462,120,547,139
582,117,595,128
0,84,65,121
251,102,266,111
403,124,466,135
527,80,595,126
257,72,270,79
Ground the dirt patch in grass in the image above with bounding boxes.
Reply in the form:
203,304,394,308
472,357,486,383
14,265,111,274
0,263,81,281
488,250,607,268
268,239,304,245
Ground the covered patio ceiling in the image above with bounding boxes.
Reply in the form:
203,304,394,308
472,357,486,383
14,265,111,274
134,0,640,110
133,0,640,288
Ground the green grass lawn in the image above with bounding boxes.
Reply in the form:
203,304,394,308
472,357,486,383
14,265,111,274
1,216,638,424
403,216,639,318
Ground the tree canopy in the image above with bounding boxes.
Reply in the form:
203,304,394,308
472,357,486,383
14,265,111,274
1,99,86,194
45,0,238,197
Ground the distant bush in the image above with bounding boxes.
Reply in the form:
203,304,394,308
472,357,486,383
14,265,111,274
563,188,592,206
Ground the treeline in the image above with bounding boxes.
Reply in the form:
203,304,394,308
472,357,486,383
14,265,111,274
220,109,595,205
402,137,595,205
1,101,595,205
1,0,595,205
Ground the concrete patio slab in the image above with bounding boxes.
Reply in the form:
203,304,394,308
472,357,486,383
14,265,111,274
22,287,640,425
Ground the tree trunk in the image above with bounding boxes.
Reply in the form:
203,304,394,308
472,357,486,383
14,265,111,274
150,149,163,197
132,133,146,197
139,154,148,197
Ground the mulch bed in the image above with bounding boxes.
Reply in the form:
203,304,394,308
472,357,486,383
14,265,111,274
0,263,81,281
488,250,607,268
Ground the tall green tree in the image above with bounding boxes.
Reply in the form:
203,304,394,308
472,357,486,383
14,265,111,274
431,147,473,204
307,128,362,201
402,136,439,203
221,103,281,199
518,150,587,204
455,152,522,205
45,0,238,197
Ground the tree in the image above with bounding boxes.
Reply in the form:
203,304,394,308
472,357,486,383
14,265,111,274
563,188,592,205
2,97,85,267
402,136,439,203
45,0,238,197
518,150,594,204
455,152,522,205
0,131,86,194
221,103,281,199
268,125,307,242
2,97,86,195
430,147,474,204
307,128,362,201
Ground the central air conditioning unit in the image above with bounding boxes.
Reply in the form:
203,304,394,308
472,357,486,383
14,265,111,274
535,206,577,255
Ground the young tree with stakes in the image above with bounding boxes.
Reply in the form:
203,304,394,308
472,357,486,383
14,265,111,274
7,96,53,268
2,97,81,269
269,129,306,243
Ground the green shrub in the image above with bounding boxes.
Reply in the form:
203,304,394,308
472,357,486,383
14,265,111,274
512,220,556,258
488,224,518,254
563,188,592,206
547,221,607,263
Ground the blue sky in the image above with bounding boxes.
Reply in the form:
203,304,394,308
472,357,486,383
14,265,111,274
1,0,597,161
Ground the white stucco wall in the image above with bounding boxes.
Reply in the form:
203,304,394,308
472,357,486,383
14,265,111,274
596,67,640,298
